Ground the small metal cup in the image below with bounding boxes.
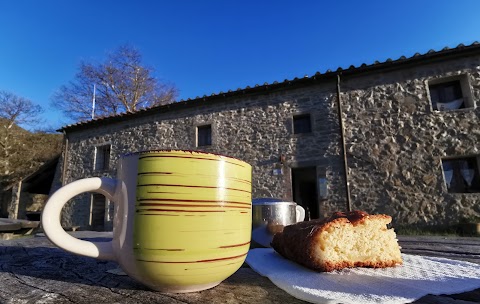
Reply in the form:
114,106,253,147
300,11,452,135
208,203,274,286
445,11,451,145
251,198,305,247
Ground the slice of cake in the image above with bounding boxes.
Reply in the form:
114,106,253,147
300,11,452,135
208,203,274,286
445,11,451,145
271,211,402,272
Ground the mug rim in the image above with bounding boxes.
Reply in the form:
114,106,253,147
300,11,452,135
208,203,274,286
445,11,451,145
252,197,297,206
121,149,248,163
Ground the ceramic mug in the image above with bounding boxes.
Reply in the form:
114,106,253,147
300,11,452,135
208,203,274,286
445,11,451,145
42,150,252,293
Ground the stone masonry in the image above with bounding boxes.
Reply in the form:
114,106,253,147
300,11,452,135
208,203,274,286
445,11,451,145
342,54,480,227
53,45,480,230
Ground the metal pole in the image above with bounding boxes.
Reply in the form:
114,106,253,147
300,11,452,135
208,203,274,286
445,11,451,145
61,131,69,186
92,84,96,119
336,74,352,211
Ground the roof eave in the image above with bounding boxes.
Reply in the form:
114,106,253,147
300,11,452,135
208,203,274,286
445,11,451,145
58,42,480,133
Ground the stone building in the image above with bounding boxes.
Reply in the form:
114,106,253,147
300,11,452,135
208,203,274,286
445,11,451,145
52,42,480,231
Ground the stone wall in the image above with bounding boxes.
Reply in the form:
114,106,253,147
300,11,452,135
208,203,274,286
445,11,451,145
57,81,347,229
53,52,480,229
342,55,480,227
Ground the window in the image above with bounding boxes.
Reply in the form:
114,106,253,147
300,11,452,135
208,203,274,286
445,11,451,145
441,156,480,193
429,81,464,111
293,114,312,134
428,75,473,111
197,125,212,146
94,144,111,171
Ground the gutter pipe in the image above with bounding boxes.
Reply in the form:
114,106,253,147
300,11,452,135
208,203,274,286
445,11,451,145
336,74,352,211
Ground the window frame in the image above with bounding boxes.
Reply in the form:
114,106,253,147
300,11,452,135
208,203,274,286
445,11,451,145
196,124,212,147
292,113,313,134
427,74,474,112
441,155,480,193
94,144,111,172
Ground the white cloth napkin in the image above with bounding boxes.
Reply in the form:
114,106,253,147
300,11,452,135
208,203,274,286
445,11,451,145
246,248,480,304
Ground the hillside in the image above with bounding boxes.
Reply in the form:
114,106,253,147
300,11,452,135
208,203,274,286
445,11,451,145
0,119,63,189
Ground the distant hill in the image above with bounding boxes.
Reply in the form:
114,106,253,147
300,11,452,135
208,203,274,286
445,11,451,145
0,117,30,134
0,119,63,189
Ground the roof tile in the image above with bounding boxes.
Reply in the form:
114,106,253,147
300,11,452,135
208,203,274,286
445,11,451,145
60,41,480,132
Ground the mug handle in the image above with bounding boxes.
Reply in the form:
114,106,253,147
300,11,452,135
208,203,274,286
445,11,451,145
42,177,118,261
296,205,305,222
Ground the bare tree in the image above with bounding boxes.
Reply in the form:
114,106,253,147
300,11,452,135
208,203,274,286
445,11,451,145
52,45,178,121
0,91,43,181
0,91,43,128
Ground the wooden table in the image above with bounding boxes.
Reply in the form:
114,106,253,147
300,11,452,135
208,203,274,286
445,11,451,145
0,218,40,240
0,232,478,304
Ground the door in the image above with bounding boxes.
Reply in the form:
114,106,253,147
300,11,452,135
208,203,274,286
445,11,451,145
291,167,318,220
90,194,106,231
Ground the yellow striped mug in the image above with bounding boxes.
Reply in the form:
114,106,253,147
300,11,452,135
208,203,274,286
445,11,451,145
42,150,252,292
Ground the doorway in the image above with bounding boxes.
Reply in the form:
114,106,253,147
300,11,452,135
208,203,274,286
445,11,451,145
90,194,106,231
292,167,318,220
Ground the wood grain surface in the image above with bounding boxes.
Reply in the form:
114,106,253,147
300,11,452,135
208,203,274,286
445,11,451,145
0,232,478,304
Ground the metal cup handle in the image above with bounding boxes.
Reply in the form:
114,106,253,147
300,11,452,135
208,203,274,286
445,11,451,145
295,205,305,222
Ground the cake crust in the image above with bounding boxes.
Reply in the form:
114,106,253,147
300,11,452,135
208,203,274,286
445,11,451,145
271,211,402,272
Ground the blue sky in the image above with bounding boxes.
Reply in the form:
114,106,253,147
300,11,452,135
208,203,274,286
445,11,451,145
1,0,480,131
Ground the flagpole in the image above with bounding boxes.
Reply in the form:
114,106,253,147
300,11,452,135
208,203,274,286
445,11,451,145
92,84,96,119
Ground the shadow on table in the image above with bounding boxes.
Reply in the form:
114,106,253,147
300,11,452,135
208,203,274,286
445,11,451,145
0,238,269,293
0,240,149,292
